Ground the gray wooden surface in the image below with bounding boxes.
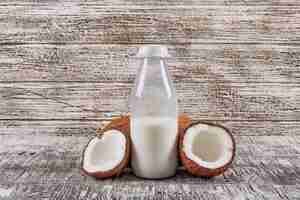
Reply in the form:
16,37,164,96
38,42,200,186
1,0,300,199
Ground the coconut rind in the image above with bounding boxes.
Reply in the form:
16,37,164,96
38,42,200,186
179,121,236,177
178,114,193,137
81,116,131,179
98,115,130,136
177,115,193,166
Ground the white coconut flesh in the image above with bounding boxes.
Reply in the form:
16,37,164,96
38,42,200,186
83,130,126,173
183,123,234,169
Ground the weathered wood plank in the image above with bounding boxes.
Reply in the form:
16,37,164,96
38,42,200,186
0,134,299,199
1,120,300,136
0,82,300,120
1,6,300,44
1,44,300,83
1,0,300,6
2,182,298,200
3,134,299,177
1,171,299,200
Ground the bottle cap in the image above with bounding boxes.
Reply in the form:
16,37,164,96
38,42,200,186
136,45,170,58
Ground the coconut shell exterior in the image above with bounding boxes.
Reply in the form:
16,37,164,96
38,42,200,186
81,116,131,179
179,121,236,177
177,114,193,166
178,114,193,137
98,115,130,136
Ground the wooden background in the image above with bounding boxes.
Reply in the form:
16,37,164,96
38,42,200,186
1,0,300,199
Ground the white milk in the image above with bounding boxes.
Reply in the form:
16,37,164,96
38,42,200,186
131,117,178,179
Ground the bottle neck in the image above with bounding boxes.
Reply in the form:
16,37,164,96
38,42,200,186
140,58,169,79
130,56,177,117
136,58,172,98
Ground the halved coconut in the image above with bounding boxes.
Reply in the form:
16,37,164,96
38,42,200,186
179,122,235,177
82,116,130,179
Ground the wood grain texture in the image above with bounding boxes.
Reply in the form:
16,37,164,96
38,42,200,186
0,133,299,199
1,120,300,136
0,82,300,120
1,44,300,83
1,0,300,6
1,6,300,44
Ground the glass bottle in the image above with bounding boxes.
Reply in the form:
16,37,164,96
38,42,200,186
130,45,178,179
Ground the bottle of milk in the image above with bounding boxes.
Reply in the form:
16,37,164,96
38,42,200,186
130,45,178,179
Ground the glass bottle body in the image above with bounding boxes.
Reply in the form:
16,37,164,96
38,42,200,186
130,55,178,179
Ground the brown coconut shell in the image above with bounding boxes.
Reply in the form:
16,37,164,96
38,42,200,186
178,114,193,137
177,114,193,166
81,116,131,179
97,115,130,136
179,121,236,177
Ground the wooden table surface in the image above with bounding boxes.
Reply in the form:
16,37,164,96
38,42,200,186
1,0,300,199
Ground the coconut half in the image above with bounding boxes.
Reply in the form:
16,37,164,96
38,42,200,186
179,122,235,177
82,116,131,178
